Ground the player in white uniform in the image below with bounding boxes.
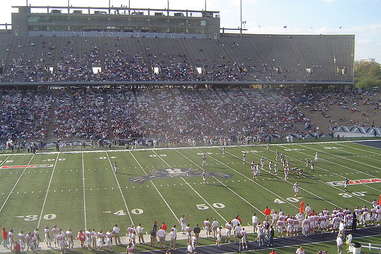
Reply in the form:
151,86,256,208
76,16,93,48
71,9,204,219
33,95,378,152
85,230,91,248
271,211,279,226
274,162,278,175
242,152,247,162
240,228,248,250
136,224,144,244
51,225,58,248
66,229,74,249
256,164,261,176
268,161,273,174
252,213,259,232
216,226,222,247
203,218,211,237
225,221,232,242
211,219,220,239
293,182,300,197
251,163,258,179
202,170,207,183
284,167,289,181
90,229,97,249
185,224,192,242
260,157,265,170
17,231,25,250
179,216,187,233
105,231,112,249
113,161,118,174
202,153,207,168
344,178,350,191
44,226,51,248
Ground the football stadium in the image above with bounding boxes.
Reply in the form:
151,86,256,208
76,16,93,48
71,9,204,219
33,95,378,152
0,1,380,254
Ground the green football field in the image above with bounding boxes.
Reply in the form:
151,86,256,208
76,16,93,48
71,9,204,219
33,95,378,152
0,141,380,234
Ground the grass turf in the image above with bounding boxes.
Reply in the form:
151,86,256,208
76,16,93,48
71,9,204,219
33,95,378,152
0,141,380,241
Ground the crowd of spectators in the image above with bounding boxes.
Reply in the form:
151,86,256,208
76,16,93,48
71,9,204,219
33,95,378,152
0,35,352,83
1,87,379,148
0,39,250,83
0,87,310,146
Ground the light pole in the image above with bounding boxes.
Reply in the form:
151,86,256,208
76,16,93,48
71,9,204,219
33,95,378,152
240,0,243,35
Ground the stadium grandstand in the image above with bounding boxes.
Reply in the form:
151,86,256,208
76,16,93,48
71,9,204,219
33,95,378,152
0,3,364,147
0,5,354,85
0,3,380,254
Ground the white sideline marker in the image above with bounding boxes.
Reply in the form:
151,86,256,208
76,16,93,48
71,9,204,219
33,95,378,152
37,153,60,228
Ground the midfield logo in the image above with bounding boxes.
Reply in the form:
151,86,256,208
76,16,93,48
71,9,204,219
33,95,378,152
327,178,381,187
129,168,232,183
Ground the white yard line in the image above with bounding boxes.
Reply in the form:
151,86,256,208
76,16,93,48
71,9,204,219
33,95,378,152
105,152,134,225
0,155,11,167
129,151,180,222
277,145,373,204
208,152,298,209
3,139,381,156
81,152,87,230
152,150,228,223
301,144,381,177
226,148,341,208
0,154,35,214
37,153,60,228
337,143,381,163
298,144,381,193
176,150,265,215
295,144,380,194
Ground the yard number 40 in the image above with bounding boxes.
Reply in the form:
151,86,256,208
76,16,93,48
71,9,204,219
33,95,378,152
339,191,366,198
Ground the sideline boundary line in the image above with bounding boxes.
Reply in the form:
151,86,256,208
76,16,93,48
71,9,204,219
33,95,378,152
2,139,381,156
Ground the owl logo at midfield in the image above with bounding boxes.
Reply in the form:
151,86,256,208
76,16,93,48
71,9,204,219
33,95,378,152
129,168,231,183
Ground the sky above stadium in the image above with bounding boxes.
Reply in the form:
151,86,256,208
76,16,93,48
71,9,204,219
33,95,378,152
1,0,380,62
